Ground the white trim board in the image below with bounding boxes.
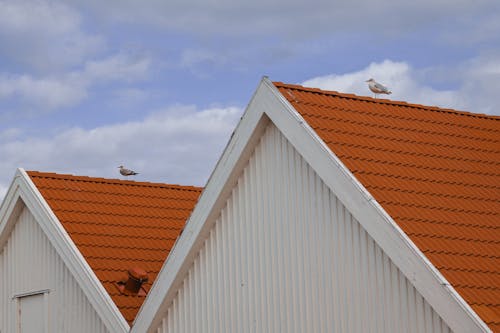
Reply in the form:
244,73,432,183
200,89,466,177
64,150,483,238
132,77,490,333
0,169,129,333
132,79,272,332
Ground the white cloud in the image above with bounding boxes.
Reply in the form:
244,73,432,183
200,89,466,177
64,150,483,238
0,53,151,112
181,49,221,68
0,0,104,72
83,54,152,83
0,128,22,140
73,0,499,41
180,49,227,76
0,74,87,109
0,104,243,202
302,59,499,115
109,88,149,108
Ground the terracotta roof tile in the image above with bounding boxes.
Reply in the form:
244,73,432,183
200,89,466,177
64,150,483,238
274,82,500,331
27,171,202,325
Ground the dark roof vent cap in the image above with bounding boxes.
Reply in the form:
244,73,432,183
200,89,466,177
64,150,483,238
116,267,149,296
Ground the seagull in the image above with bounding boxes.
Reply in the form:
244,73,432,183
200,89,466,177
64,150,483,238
118,165,139,176
366,78,392,98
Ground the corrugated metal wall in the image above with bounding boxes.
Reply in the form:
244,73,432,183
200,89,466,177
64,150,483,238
154,123,452,333
0,206,109,333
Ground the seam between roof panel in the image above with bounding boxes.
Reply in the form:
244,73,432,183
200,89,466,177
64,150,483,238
62,220,185,229
405,232,500,244
299,111,500,143
315,129,500,155
364,186,499,203
340,155,500,177
298,105,500,133
399,219,499,231
43,199,197,210
439,267,500,275
354,170,500,190
50,210,190,218
335,142,500,166
423,250,500,259
34,187,201,200
66,230,180,239
378,200,497,216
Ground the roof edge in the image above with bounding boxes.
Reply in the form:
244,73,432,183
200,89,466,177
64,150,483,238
267,79,491,332
0,170,25,249
274,81,500,120
132,76,273,333
27,170,202,192
6,168,130,332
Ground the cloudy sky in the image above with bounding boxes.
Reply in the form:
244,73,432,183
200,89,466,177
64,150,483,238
1,0,499,200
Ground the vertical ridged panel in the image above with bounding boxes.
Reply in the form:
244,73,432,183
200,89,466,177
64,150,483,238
0,207,109,333
155,123,453,333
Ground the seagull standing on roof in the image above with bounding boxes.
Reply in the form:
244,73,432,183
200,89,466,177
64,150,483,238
366,78,392,98
118,165,139,177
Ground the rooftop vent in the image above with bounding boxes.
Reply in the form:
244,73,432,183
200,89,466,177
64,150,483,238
115,267,149,296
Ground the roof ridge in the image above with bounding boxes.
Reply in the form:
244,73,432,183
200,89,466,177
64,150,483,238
27,170,203,192
273,81,500,120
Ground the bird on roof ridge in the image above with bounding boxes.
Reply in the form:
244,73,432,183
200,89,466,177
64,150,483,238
118,165,139,176
366,78,392,98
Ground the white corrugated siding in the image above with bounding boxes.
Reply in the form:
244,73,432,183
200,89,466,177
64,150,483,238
0,206,109,333
155,123,452,333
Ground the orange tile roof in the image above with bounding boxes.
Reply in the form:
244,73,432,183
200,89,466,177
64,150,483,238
274,82,500,332
27,171,202,325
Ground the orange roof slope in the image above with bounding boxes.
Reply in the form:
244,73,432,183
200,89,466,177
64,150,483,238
274,82,500,332
27,171,202,324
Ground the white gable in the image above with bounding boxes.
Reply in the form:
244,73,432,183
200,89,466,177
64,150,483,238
0,169,129,332
151,123,452,332
133,78,487,333
0,206,109,333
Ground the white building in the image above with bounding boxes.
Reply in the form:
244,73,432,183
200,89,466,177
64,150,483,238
1,78,499,332
133,78,498,333
0,171,201,332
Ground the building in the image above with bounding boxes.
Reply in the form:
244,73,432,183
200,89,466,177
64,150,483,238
1,78,499,332
0,171,201,332
133,78,499,333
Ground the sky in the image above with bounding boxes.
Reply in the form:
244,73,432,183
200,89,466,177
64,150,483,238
0,0,499,200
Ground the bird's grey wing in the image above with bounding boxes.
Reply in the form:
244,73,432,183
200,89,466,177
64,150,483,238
374,82,389,92
122,168,134,175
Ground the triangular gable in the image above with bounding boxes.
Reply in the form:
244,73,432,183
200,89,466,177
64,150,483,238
274,82,499,332
0,169,129,332
133,77,490,332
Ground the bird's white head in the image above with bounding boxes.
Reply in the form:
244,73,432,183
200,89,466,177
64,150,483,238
118,165,124,168
366,78,375,82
